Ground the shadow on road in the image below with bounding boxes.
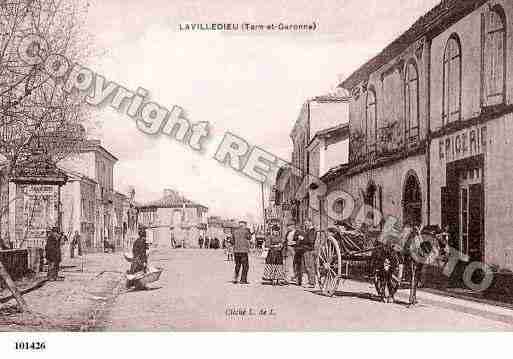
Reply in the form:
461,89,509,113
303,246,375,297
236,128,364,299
125,286,163,293
309,289,411,307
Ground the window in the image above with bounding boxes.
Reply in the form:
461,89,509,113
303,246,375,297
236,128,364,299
482,7,506,106
443,35,462,125
366,89,377,154
405,62,419,144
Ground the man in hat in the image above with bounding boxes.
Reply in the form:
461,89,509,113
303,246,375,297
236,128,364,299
302,219,317,288
232,220,251,284
45,227,62,281
283,220,303,284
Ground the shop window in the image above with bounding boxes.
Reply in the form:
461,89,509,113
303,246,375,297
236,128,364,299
442,35,462,125
482,6,506,107
405,61,419,145
366,89,377,155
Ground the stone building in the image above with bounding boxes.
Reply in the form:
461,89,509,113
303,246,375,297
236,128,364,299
59,139,120,251
289,95,350,227
137,189,208,248
60,168,97,248
306,123,350,230
335,0,513,273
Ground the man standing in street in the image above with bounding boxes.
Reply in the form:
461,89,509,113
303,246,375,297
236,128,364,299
302,220,317,288
283,221,302,284
45,227,62,281
232,220,251,284
70,230,82,258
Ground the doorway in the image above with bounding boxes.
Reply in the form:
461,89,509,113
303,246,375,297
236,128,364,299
442,155,484,263
458,166,484,262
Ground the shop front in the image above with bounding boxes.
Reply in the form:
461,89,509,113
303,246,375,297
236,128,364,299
431,124,487,264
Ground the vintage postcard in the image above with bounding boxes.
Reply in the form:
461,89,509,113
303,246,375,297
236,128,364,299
0,0,512,355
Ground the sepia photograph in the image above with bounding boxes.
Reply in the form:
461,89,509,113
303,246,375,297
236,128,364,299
0,0,513,356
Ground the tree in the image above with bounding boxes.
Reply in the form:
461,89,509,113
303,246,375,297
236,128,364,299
0,0,92,312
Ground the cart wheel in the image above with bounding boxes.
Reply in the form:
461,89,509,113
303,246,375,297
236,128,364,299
316,234,342,297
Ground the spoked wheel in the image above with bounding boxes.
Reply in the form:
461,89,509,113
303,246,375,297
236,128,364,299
316,234,342,297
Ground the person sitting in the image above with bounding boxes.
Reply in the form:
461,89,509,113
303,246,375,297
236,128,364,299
127,227,149,289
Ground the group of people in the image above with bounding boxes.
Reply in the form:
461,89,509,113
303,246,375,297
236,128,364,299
262,219,317,286
227,219,318,287
198,236,221,249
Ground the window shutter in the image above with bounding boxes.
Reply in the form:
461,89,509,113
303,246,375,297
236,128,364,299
441,187,448,230
378,185,383,214
468,184,484,262
483,9,506,106
442,182,460,249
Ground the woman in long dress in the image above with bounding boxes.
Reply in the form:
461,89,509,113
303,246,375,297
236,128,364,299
262,225,285,285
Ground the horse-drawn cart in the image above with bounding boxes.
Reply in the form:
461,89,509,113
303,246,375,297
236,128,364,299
316,226,377,297
316,224,449,305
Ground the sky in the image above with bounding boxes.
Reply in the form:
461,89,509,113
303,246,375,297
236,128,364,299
83,0,440,222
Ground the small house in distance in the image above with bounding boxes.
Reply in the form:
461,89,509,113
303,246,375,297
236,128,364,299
137,189,208,248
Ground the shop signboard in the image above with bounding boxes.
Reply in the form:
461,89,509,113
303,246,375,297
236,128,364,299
438,125,487,164
17,184,59,245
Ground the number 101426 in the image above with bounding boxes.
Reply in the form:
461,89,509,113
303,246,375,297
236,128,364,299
15,342,46,350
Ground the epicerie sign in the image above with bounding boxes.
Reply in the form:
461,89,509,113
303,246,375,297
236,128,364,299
438,125,487,163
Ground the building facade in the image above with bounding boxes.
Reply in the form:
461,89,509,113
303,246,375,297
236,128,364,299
336,0,513,272
307,123,350,230
289,95,350,227
427,0,513,268
60,168,97,249
59,139,121,251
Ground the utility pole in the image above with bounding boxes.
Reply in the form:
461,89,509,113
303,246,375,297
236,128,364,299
261,182,266,235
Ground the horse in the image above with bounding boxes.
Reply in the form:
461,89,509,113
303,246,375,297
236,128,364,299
400,225,449,306
372,224,449,306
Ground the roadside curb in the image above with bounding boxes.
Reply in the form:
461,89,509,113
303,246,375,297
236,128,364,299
340,277,513,325
395,290,513,325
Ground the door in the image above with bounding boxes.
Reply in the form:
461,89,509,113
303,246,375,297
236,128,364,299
458,167,484,262
403,174,422,228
